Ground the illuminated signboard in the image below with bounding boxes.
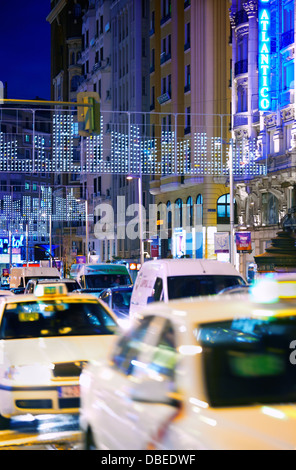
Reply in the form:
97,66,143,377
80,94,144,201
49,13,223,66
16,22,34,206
258,0,271,111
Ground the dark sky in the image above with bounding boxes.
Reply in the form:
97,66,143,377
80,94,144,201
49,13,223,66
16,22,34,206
0,1,51,100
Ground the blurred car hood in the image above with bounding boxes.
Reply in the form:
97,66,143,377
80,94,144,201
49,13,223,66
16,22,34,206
2,336,117,367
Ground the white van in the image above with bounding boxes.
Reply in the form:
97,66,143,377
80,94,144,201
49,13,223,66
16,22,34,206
129,259,246,320
10,266,61,289
72,263,133,296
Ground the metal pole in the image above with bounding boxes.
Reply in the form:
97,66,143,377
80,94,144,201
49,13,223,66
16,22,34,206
85,200,89,263
8,229,12,271
229,142,235,266
138,171,144,266
49,214,52,267
26,223,29,267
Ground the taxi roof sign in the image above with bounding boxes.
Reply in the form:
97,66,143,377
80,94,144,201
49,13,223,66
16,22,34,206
34,283,68,297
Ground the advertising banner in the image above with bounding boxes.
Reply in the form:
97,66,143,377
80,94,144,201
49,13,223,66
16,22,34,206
214,232,229,253
235,231,252,253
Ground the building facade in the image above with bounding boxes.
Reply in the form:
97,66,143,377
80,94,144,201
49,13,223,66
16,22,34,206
230,0,296,277
149,0,233,261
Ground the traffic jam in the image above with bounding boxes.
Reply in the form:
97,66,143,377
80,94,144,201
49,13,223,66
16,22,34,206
0,260,295,450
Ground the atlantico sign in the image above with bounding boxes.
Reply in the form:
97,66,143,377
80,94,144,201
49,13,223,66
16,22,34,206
258,0,271,111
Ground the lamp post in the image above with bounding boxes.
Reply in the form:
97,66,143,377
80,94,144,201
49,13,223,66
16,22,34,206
127,174,144,266
85,199,89,264
229,142,235,266
49,213,52,267
76,198,89,263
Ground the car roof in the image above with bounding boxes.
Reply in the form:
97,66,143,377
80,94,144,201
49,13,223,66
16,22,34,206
140,259,244,277
35,278,77,283
138,294,296,325
0,292,104,304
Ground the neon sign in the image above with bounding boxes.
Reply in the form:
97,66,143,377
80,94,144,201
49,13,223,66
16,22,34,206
258,0,271,111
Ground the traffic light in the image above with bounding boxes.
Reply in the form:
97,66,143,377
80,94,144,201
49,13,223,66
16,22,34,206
77,92,101,136
3,241,8,254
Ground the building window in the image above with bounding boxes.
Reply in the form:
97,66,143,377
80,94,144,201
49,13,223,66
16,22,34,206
186,196,193,227
185,64,191,92
237,85,247,112
185,107,191,134
167,201,172,230
175,198,183,228
217,194,237,224
196,194,203,225
185,22,190,50
262,193,279,225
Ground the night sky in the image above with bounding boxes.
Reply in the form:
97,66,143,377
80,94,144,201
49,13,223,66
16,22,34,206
0,1,51,100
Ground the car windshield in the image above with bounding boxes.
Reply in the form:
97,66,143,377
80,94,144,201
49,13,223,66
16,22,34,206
196,315,296,407
0,299,118,339
64,281,81,292
24,276,60,285
167,275,245,300
85,274,131,289
112,289,132,310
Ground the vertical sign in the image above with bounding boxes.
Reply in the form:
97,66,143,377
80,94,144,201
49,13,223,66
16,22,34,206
235,232,252,253
258,0,271,111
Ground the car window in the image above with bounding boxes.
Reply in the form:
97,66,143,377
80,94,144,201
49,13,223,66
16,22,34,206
111,316,155,375
146,320,178,382
167,275,245,299
0,300,118,339
85,274,131,289
65,281,81,292
196,315,296,407
153,277,163,301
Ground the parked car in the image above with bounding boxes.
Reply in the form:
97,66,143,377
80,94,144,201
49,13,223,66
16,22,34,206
130,259,246,321
80,294,296,450
99,286,133,329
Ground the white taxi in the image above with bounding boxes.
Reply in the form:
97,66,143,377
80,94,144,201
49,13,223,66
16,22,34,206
0,283,119,427
80,295,296,450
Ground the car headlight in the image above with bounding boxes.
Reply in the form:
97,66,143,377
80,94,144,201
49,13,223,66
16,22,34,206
4,364,54,384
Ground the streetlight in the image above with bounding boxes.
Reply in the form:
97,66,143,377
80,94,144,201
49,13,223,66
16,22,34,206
76,198,89,263
229,142,235,266
127,174,144,266
42,212,53,267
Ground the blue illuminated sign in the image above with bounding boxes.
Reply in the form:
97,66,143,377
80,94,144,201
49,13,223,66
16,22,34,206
258,0,271,111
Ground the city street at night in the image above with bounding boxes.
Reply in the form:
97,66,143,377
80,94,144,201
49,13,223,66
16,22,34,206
0,0,296,455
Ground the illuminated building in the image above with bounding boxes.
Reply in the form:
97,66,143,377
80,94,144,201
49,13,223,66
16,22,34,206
149,0,233,260
230,0,296,277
